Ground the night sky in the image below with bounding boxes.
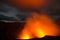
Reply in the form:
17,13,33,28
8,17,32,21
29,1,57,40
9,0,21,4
0,0,60,22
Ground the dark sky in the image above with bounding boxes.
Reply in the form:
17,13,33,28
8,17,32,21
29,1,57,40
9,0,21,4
0,0,60,22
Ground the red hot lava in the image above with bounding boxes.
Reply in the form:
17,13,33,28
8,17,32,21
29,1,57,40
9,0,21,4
17,11,59,39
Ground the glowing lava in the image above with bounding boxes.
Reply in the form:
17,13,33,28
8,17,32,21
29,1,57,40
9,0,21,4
17,12,59,39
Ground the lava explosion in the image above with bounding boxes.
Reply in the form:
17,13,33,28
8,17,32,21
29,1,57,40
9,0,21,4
17,12,59,39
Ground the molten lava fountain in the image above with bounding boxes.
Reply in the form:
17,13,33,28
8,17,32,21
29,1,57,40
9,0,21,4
17,12,59,39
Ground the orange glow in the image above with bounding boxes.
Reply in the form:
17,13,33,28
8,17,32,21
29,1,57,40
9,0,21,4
17,28,32,39
17,12,59,39
8,0,50,8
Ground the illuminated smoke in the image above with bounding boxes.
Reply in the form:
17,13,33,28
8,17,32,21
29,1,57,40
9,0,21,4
17,12,59,39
